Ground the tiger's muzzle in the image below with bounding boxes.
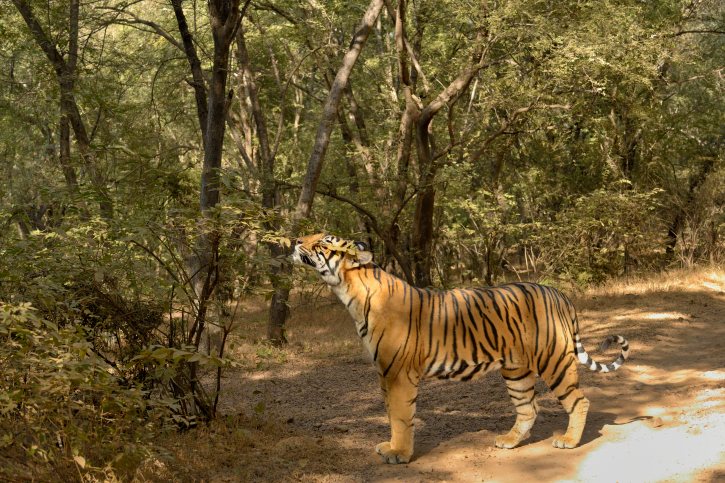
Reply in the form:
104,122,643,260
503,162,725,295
292,246,317,269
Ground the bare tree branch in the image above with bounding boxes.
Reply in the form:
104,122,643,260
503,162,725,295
97,7,185,51
667,66,725,86
465,104,571,165
675,29,725,36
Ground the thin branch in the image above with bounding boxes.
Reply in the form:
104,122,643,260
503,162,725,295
674,29,725,36
388,188,418,241
318,186,415,285
431,71,473,161
503,125,557,135
465,104,571,164
290,80,325,103
97,7,184,51
281,180,415,284
271,47,321,160
667,67,725,87
88,104,103,144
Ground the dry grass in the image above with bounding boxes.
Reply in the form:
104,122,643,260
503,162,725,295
136,414,369,483
583,266,725,298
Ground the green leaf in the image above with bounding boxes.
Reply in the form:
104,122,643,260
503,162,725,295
151,348,169,360
52,228,69,239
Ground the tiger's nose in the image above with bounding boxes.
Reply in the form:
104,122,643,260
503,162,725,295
296,238,303,245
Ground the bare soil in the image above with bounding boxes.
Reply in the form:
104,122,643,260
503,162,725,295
148,270,725,483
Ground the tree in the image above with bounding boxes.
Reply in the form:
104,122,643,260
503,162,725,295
12,0,111,218
265,0,386,344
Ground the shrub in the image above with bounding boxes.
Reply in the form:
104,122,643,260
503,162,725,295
0,303,172,481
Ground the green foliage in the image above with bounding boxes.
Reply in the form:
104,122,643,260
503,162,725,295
526,187,665,284
439,188,521,287
0,303,172,481
0,191,281,477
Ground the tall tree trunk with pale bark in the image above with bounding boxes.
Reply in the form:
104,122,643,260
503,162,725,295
255,0,385,343
293,0,386,220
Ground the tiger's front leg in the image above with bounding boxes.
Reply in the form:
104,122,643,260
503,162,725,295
377,373,391,419
375,374,418,464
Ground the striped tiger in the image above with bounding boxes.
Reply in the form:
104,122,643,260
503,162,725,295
293,233,629,464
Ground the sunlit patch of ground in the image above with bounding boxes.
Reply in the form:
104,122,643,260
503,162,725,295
561,408,725,483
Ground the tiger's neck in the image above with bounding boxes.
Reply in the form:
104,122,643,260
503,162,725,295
329,264,406,340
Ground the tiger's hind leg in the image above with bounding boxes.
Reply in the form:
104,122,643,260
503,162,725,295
375,374,418,464
541,355,590,449
494,367,539,449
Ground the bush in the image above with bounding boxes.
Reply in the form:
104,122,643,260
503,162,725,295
525,187,665,284
0,303,173,481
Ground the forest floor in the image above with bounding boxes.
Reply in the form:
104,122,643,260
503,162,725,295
145,269,725,483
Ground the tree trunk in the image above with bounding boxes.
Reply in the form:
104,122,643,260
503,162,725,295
201,1,239,215
294,0,385,220
13,0,112,218
665,213,682,256
184,0,242,420
171,0,209,150
236,22,289,345
403,9,486,285
665,157,716,258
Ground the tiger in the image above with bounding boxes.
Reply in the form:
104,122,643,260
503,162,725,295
292,233,629,464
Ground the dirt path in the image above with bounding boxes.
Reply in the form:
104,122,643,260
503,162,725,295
199,272,725,483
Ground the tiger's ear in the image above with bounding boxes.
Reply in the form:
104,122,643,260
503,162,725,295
353,241,373,265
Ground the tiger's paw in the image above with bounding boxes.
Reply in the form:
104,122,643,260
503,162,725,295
375,442,412,464
494,433,521,449
552,435,579,449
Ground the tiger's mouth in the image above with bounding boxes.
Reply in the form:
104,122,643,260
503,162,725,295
293,248,316,268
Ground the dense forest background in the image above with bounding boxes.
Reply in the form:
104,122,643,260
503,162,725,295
1,0,725,479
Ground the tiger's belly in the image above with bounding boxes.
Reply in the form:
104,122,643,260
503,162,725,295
422,357,503,382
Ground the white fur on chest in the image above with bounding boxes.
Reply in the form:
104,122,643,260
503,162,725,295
332,285,376,352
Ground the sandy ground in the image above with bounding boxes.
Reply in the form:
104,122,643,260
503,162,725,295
198,272,725,483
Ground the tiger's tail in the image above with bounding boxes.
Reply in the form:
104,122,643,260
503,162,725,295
568,303,629,372
574,333,629,373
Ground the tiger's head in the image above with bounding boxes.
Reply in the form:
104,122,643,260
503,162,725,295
292,233,373,286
